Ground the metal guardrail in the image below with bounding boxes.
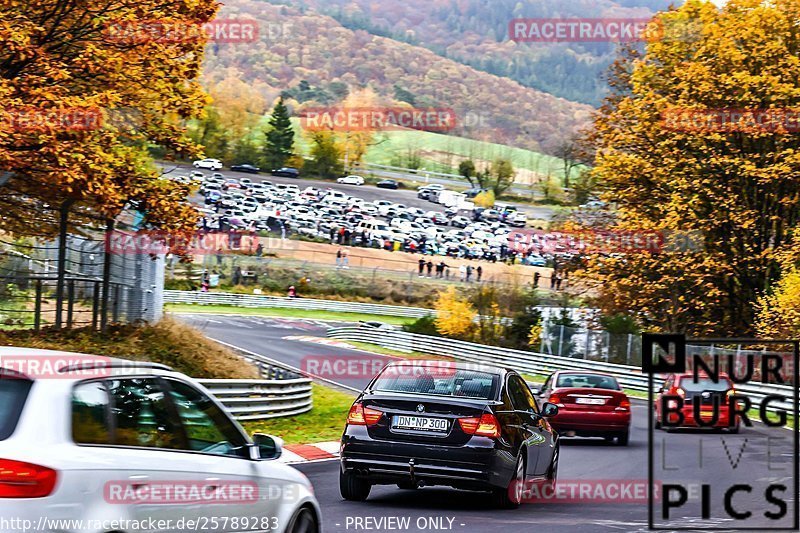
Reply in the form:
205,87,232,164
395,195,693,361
326,327,796,413
164,290,435,318
196,344,313,421
198,378,312,422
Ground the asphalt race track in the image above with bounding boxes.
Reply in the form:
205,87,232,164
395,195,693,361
178,313,798,533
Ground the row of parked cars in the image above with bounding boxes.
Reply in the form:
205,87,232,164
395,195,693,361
192,158,300,178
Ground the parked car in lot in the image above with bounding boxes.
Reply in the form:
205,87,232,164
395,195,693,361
0,347,321,533
654,372,740,432
193,158,223,170
376,179,399,189
272,167,300,178
337,175,365,186
230,163,261,174
534,371,631,445
340,361,559,509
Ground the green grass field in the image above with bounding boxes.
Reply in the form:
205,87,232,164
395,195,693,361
265,117,575,181
164,303,416,325
241,384,354,444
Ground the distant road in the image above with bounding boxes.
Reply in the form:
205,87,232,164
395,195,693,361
160,162,556,221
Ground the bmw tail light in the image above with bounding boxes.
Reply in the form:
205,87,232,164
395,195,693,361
458,414,501,438
346,403,383,426
0,459,57,498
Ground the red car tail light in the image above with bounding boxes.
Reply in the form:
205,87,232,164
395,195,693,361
346,403,383,426
676,388,685,397
458,413,501,438
0,459,57,498
616,398,631,411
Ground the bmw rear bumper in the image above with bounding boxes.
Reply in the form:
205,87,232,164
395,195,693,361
340,429,513,490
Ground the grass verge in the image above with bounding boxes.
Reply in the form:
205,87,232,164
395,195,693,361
241,384,354,444
165,303,415,326
0,316,258,379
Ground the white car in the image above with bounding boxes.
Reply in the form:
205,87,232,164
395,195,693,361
337,175,365,186
193,158,223,170
0,347,320,533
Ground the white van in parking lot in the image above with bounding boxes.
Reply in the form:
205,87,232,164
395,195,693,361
0,347,320,533
356,220,392,239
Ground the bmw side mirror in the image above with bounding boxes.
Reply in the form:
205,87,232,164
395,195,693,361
541,402,559,418
252,433,283,460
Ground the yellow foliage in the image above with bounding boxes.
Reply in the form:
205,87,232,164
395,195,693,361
528,324,543,347
434,286,476,339
1,0,216,237
582,0,800,336
473,190,495,208
756,269,800,339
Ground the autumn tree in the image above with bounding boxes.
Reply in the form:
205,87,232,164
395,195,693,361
0,0,219,237
490,158,515,196
434,286,476,339
458,159,476,186
339,88,378,169
473,190,495,209
583,0,800,336
263,98,295,170
756,268,800,338
307,131,343,179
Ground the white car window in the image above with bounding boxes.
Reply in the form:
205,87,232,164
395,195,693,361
165,379,249,458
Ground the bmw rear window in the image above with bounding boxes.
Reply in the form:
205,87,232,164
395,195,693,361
0,377,33,440
372,366,500,400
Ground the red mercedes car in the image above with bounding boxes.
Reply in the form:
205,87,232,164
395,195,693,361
654,372,740,432
535,371,631,445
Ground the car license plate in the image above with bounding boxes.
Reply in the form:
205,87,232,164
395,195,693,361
392,415,449,433
575,397,606,405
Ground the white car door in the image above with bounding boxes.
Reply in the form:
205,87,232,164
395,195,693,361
71,378,210,532
162,379,285,530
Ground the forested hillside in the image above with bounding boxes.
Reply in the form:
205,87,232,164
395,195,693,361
270,0,680,105
205,0,594,154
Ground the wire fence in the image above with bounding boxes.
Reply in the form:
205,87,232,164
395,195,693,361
0,233,163,330
539,322,795,380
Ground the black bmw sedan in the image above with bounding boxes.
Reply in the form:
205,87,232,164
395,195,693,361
339,361,559,508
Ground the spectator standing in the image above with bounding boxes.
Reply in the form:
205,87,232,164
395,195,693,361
426,260,434,278
555,272,563,290
476,265,483,282
288,285,297,298
466,265,473,282
342,251,350,269
459,264,467,282
418,258,426,277
534,271,541,288
437,261,448,278
336,249,343,268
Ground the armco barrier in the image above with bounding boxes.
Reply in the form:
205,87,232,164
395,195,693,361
164,290,434,319
326,327,796,412
198,378,312,422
